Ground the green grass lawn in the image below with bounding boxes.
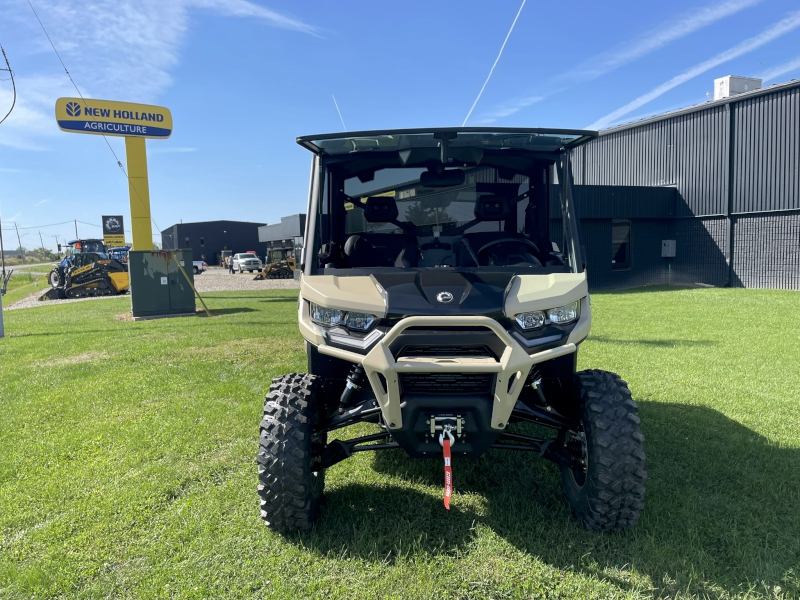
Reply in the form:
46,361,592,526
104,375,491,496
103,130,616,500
1,272,48,307
0,287,798,599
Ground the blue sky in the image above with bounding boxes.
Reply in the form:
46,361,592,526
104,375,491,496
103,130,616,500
1,0,799,250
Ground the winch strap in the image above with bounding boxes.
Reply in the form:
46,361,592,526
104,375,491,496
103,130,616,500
443,438,452,510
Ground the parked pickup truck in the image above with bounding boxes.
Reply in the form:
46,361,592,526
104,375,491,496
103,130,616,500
193,260,208,274
232,253,263,273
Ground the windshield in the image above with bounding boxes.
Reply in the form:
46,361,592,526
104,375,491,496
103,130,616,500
309,159,581,275
70,240,106,254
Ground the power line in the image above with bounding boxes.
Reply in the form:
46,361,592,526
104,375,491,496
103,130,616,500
0,44,16,126
1,220,74,231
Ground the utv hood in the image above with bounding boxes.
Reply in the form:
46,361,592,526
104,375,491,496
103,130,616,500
372,271,513,319
301,272,588,320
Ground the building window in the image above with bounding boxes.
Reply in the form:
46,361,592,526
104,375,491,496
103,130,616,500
611,220,631,270
200,238,205,246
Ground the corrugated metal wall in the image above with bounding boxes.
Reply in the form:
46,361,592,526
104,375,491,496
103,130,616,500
575,81,800,290
578,106,729,217
732,86,800,213
551,185,676,219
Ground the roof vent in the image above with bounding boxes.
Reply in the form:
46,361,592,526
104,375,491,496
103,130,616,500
714,75,762,100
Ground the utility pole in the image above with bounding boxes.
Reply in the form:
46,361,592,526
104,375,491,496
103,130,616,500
0,215,7,339
74,219,79,239
1,44,15,339
0,215,6,283
14,222,23,263
38,230,45,257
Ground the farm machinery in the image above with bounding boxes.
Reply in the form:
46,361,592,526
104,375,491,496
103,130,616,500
43,239,130,300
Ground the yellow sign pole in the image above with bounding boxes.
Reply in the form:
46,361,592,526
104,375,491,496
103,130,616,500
124,137,152,250
54,98,173,250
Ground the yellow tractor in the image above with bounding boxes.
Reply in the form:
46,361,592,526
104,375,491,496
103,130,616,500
254,247,295,280
42,239,129,300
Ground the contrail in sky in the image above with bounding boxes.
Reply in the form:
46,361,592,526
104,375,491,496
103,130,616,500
462,0,527,127
332,94,347,131
758,55,800,82
587,9,800,130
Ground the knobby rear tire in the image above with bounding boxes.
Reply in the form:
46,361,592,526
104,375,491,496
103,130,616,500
561,370,647,531
257,373,325,532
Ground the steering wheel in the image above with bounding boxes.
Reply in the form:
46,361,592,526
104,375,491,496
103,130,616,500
478,238,539,257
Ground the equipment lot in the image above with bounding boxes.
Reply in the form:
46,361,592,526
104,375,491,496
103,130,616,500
0,287,798,599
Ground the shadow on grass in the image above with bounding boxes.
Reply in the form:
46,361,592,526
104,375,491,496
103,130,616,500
591,336,718,348
296,403,800,597
201,295,298,300
200,307,258,317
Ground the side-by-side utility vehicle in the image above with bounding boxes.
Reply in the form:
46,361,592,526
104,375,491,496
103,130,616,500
257,128,646,532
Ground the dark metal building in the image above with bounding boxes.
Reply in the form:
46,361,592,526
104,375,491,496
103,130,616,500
258,214,306,262
161,220,265,265
568,78,800,290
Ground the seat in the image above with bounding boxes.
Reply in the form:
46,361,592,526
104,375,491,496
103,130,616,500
344,233,419,268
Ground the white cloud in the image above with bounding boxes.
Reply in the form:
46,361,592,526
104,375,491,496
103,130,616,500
475,0,760,123
561,0,762,84
474,96,543,124
758,55,800,82
188,0,320,37
587,10,800,130
0,0,318,150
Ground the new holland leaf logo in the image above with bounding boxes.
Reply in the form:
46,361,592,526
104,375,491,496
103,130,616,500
65,102,81,117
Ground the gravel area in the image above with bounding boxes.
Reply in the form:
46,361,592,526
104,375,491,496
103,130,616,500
5,292,124,311
193,268,300,293
4,268,298,311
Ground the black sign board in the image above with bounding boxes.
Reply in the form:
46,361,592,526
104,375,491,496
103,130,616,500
102,215,126,247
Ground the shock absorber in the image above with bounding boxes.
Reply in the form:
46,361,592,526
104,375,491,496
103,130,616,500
338,364,366,413
527,368,553,412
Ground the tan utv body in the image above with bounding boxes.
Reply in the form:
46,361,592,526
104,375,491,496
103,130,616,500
257,128,646,533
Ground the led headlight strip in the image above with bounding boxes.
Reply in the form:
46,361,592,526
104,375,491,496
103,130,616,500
515,300,579,330
310,302,377,332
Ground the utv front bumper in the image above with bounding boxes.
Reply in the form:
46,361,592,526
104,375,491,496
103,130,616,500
307,312,586,433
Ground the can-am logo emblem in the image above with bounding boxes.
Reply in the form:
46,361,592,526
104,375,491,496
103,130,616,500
105,217,121,232
436,291,454,303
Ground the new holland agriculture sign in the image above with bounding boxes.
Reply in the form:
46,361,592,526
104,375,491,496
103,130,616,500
55,98,172,139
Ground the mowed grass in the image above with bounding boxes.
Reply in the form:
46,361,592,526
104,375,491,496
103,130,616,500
0,287,799,599
1,272,48,307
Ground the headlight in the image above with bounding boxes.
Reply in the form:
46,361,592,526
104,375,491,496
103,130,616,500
515,310,546,330
515,301,579,329
310,303,377,332
546,301,579,324
343,312,376,331
311,303,344,326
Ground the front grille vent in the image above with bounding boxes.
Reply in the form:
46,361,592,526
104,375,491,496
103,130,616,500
398,345,495,358
400,372,494,395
